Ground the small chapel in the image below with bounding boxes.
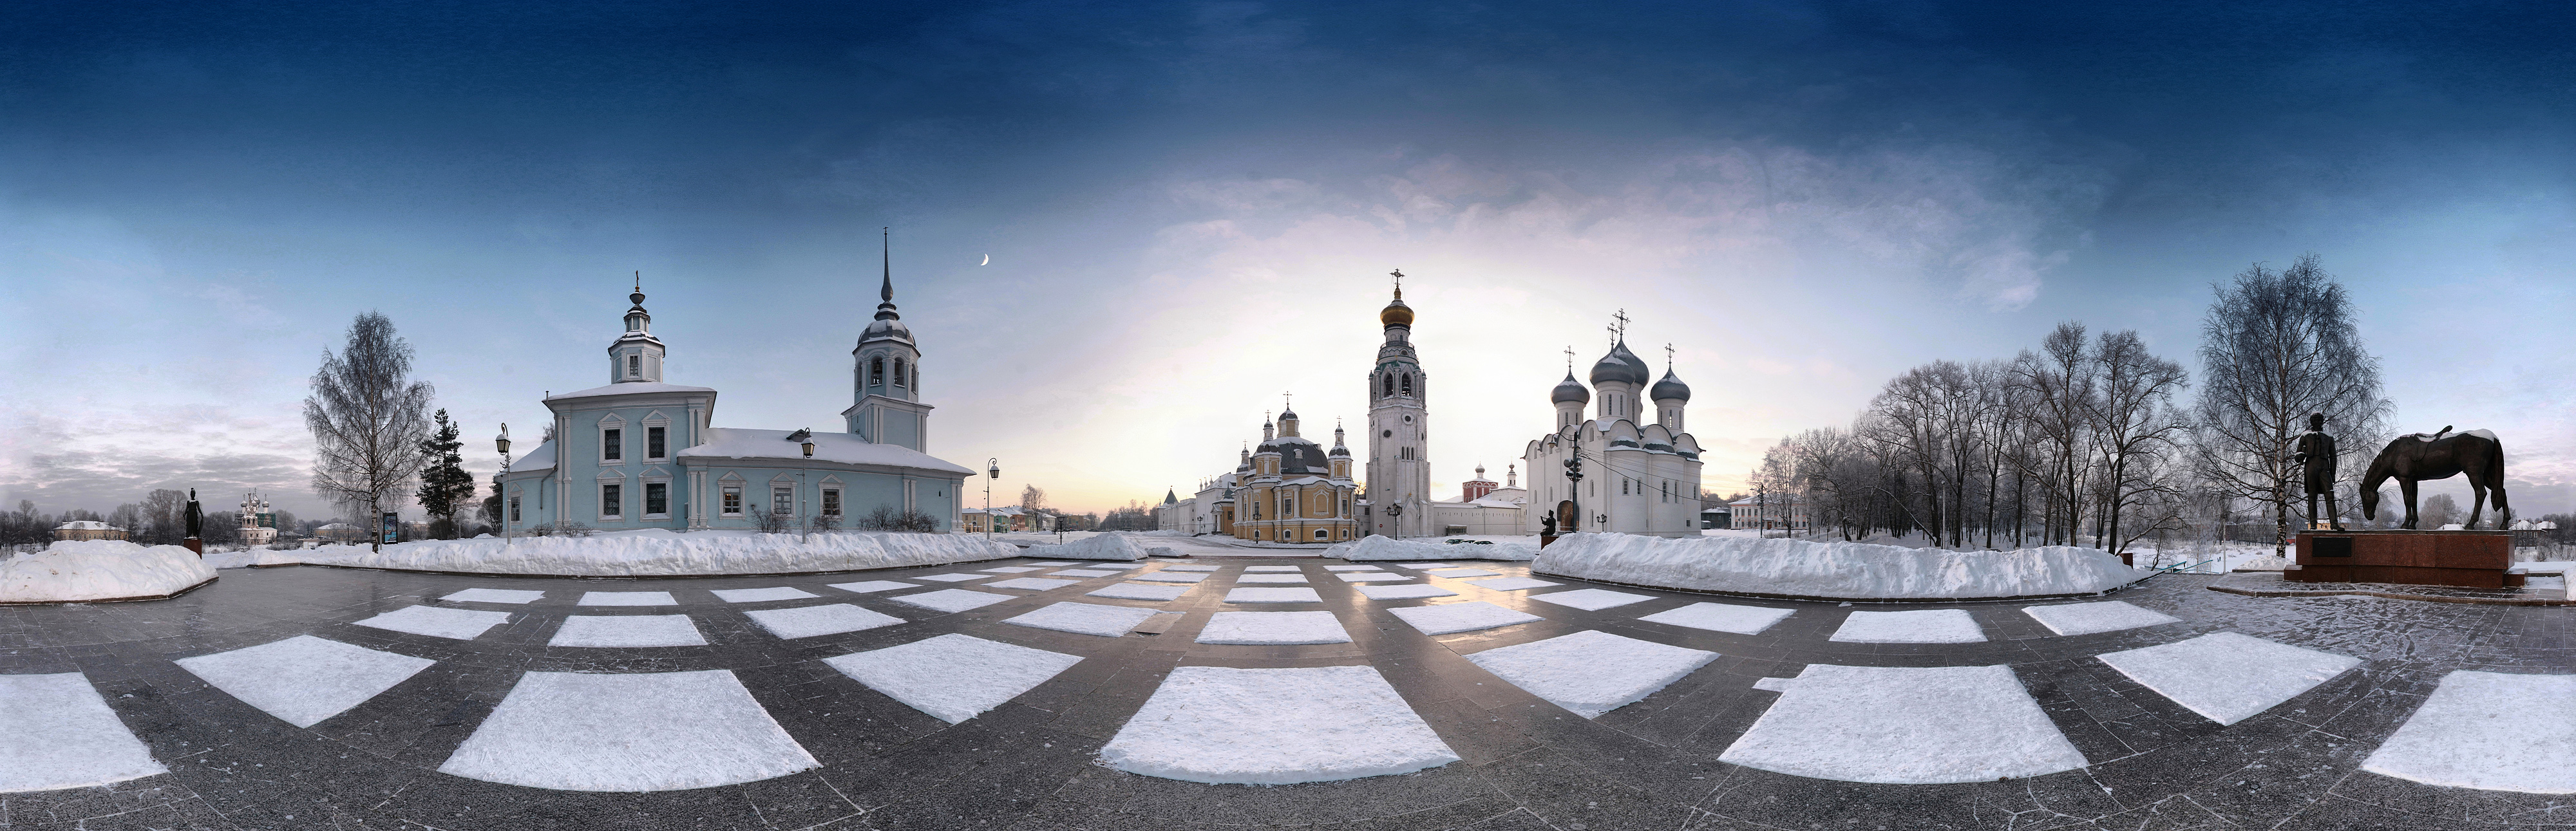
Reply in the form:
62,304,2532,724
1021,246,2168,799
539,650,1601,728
496,242,976,534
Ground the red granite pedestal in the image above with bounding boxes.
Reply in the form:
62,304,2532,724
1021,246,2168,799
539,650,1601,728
2289,530,2520,588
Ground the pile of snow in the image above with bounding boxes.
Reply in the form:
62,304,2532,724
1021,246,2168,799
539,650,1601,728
204,548,307,569
3,540,217,603
1021,533,1151,562
2230,555,2291,572
295,529,1016,577
1327,536,1538,563
1532,533,2146,601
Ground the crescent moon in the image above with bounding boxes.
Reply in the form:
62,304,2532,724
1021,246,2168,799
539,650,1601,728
980,254,990,265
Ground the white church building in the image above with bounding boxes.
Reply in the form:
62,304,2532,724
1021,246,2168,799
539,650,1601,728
1520,333,1705,537
497,251,976,534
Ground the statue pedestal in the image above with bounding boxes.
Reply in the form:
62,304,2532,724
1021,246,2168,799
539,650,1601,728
2289,530,2519,588
1539,534,1560,548
182,538,203,556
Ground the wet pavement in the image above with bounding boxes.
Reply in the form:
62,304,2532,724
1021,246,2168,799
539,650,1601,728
0,554,2568,830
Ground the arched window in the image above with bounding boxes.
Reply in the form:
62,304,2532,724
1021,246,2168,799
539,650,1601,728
627,355,640,377
893,358,907,387
1400,373,1412,395
1383,374,1394,397
869,357,884,386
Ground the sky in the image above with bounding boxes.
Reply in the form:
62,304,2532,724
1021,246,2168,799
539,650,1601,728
2,0,2570,521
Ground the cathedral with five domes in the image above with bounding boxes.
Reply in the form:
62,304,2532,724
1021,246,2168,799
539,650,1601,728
1522,322,1705,537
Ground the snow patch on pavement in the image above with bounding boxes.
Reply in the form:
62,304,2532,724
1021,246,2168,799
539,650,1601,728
1098,666,1459,784
1050,569,1119,577
1463,577,1557,592
439,669,817,791
743,604,905,639
1338,572,1416,582
1526,588,1655,611
1244,566,1301,572
296,529,1014,577
1387,602,1543,635
914,573,989,583
1466,630,1716,718
1425,567,1500,578
891,588,1016,613
1088,583,1192,601
828,580,916,593
1533,533,2145,601
712,587,819,603
1003,602,1161,637
1719,664,2089,783
550,615,706,647
2363,671,2576,794
176,636,435,727
824,633,1083,724
1358,584,1461,600
1830,610,1985,644
355,606,513,640
2022,601,2180,636
1236,574,1309,584
1160,565,1222,572
441,588,545,604
0,673,166,791
1135,572,1211,584
1638,602,1795,635
1225,587,1323,603
579,591,675,606
2094,632,2359,725
1,539,214,603
1197,611,1352,644
987,577,1078,591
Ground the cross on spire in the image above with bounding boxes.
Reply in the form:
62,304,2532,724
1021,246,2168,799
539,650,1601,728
1665,342,1675,368
1283,391,1293,411
1389,268,1404,299
1609,308,1631,342
1564,345,1575,372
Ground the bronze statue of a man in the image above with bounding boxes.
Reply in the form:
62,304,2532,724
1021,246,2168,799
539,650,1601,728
2290,413,2345,531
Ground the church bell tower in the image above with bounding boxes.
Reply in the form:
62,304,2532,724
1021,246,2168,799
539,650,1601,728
1365,270,1430,538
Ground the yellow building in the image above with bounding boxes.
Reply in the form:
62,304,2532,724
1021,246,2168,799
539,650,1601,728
1226,407,1360,543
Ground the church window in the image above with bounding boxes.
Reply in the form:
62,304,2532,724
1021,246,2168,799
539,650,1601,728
1401,374,1412,395
627,355,640,378
822,489,842,517
1315,529,1329,540
603,429,623,461
722,487,743,516
601,484,623,519
1622,478,1629,495
1383,374,1394,397
893,359,907,388
509,496,521,523
773,487,794,514
645,483,668,516
870,357,884,386
647,427,666,459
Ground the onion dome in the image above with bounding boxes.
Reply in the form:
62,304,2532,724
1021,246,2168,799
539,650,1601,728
1551,371,1591,404
1650,368,1691,403
1589,340,1651,386
1380,286,1413,328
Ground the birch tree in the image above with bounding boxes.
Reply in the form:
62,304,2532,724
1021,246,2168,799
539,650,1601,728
2190,254,2388,556
2085,330,2190,560
306,312,435,553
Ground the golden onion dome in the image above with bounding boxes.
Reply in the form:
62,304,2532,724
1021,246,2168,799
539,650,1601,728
1380,289,1414,327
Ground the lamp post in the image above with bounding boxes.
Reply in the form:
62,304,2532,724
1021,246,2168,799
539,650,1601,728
1385,501,1402,541
495,425,512,546
985,458,999,540
1563,454,1584,535
801,434,815,542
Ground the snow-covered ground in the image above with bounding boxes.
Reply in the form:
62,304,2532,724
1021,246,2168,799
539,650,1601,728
1018,533,1151,561
1533,533,2145,601
1325,535,1538,562
1,539,218,603
267,529,1016,577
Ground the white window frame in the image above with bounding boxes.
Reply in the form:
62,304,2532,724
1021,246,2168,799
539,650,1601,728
821,487,842,517
643,480,671,519
598,414,627,465
600,481,625,520
772,485,795,516
721,485,744,516
643,411,670,460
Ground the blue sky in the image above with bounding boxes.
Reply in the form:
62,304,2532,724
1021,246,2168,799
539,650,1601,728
3,1,2570,518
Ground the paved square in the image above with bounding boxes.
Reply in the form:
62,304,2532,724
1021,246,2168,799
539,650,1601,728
2021,600,2181,635
1224,587,1324,603
1526,588,1655,611
743,604,906,639
1160,565,1221,572
1099,666,1459,785
550,614,706,647
1133,572,1210,583
1466,630,1718,718
1463,576,1557,591
712,586,819,602
1244,565,1302,572
1236,573,1309,584
1338,572,1416,581
1389,563,1458,569
1086,582,1193,601
824,633,1084,724
1830,609,1985,643
1426,567,1501,578
2094,632,2359,725
1639,602,1796,635
1719,664,2088,784
1357,584,1460,600
440,588,545,604
828,580,917,593
176,635,436,727
578,591,677,606
354,605,514,640
439,669,817,791
981,566,1044,574
0,673,166,792
1050,569,1120,577
1197,610,1352,644
914,573,990,583
987,577,1079,590
891,588,1018,613
1387,601,1543,635
1003,601,1161,637
1322,565,1383,572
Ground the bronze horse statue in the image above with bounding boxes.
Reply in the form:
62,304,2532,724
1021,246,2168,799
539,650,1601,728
2360,429,2510,530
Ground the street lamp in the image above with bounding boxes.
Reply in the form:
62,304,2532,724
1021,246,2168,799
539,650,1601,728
1563,454,1584,535
494,424,511,546
801,433,815,542
985,458,999,540
1385,501,1403,541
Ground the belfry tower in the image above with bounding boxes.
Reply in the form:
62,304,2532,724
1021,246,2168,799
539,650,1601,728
1366,270,1431,537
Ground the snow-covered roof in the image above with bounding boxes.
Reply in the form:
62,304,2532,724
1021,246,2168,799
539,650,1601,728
1467,496,1524,508
511,439,557,472
54,520,118,530
679,427,974,475
546,381,719,402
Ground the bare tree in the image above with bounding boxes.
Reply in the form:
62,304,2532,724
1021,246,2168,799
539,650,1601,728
2013,322,2098,547
2190,254,2389,557
1020,485,1046,512
305,312,436,552
2086,330,2192,561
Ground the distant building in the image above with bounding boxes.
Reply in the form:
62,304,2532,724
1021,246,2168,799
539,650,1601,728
962,505,1055,534
236,492,278,546
1729,494,1808,533
52,521,128,542
1700,506,1731,529
313,523,370,545
1428,463,1527,536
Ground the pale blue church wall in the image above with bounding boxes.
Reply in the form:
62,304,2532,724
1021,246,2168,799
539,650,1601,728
681,462,963,530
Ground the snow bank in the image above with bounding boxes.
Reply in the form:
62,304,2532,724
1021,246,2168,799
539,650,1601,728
1326,536,1538,563
3,540,217,603
294,529,1016,577
1020,533,1150,562
204,548,307,569
1531,533,2146,601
